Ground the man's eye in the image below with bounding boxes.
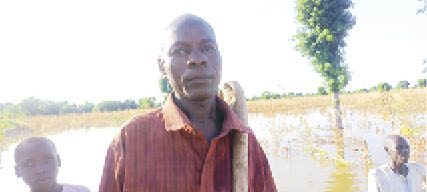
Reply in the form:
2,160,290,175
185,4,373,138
202,45,216,53
171,48,188,55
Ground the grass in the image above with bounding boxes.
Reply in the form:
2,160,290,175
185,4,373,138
19,109,154,134
0,119,25,139
247,88,426,114
0,109,154,149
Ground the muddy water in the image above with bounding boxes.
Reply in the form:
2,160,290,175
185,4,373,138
250,109,426,191
0,109,425,191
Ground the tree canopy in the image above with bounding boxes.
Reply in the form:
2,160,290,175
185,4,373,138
295,0,355,93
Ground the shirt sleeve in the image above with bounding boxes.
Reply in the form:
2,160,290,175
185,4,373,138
61,183,91,192
367,169,380,192
248,134,277,192
98,128,126,192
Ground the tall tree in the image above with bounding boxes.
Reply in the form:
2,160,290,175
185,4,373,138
295,0,355,129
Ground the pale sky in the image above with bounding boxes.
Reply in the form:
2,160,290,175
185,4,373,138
0,0,426,104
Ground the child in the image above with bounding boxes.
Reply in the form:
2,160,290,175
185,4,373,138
14,137,90,192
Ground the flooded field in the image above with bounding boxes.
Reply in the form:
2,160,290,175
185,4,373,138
0,109,425,191
252,109,426,191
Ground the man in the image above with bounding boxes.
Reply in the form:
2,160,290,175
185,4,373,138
368,135,426,192
14,137,91,192
98,14,276,192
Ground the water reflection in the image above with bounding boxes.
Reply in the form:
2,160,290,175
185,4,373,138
324,163,359,192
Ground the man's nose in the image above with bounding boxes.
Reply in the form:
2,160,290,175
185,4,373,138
187,48,207,67
34,164,47,175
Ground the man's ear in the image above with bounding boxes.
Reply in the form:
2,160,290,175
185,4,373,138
15,165,22,178
157,57,167,77
57,155,61,167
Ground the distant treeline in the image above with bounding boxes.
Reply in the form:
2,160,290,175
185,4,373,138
1,79,425,117
248,79,427,101
0,97,159,118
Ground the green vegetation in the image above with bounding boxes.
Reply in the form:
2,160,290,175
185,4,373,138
295,0,355,129
139,97,158,109
0,97,160,117
396,81,410,89
0,118,25,141
417,78,426,88
248,79,423,101
377,82,392,92
295,0,355,93
159,78,173,94
318,86,328,95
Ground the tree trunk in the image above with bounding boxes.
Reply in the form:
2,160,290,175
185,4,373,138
334,129,344,159
332,92,343,129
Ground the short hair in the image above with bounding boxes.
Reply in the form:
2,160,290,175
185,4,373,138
159,13,216,56
14,137,57,163
383,135,407,151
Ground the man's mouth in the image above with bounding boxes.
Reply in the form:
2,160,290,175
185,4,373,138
400,156,409,163
186,75,214,86
35,177,52,183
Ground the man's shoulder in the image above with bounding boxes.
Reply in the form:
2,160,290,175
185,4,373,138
122,108,164,129
407,162,426,174
406,162,424,168
61,183,91,192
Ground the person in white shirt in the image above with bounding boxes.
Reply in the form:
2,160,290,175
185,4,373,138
368,135,426,192
14,137,90,192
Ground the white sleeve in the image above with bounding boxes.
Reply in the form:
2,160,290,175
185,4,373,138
368,169,381,192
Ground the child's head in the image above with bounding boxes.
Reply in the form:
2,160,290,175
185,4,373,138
14,137,61,191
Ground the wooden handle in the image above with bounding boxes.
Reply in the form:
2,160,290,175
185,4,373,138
232,131,248,192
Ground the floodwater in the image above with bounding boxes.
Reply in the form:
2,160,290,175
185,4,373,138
0,109,425,191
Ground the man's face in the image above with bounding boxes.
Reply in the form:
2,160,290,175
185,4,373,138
15,141,60,191
386,137,410,165
161,19,222,101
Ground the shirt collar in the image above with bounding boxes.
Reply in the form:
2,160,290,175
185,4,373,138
162,93,252,135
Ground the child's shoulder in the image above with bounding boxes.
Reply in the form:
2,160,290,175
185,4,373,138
61,183,91,192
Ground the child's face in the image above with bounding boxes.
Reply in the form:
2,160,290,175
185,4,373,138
15,140,60,191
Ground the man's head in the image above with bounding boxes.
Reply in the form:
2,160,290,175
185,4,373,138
14,137,61,191
384,135,410,165
158,14,222,101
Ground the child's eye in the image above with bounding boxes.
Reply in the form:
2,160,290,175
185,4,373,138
43,157,54,164
171,48,189,56
22,161,33,167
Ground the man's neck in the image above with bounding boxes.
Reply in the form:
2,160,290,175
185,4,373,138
174,94,217,121
174,93,221,143
32,184,62,192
